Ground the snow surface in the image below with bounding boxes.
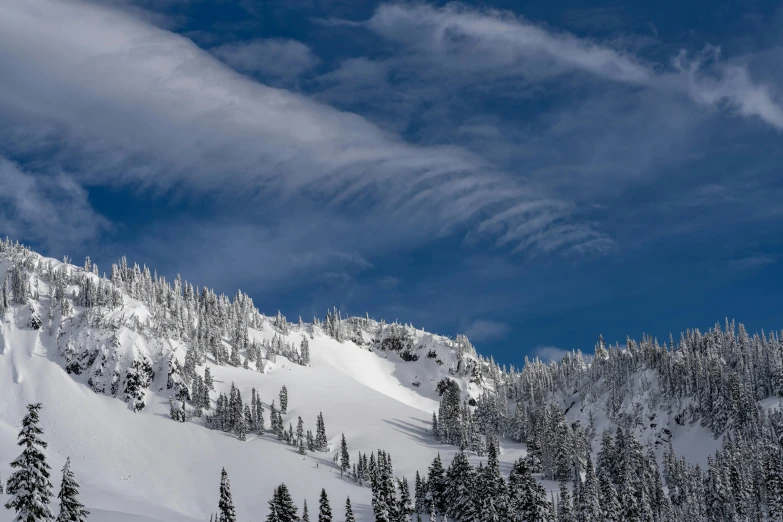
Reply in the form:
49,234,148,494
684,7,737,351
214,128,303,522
0,255,523,521
0,250,738,521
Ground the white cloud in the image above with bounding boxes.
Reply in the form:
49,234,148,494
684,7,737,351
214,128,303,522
533,345,570,362
0,0,609,257
363,3,783,129
0,158,108,250
211,39,319,81
462,319,511,342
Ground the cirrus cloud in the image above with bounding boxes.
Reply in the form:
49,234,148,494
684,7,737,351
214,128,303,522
0,0,610,258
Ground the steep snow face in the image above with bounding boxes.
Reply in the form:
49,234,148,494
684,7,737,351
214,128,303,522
0,249,517,522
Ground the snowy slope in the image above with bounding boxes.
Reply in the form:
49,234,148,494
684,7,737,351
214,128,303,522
0,249,521,521
2,245,775,521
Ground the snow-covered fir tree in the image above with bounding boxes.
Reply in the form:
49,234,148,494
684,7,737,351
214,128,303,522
280,385,288,414
5,403,55,522
344,497,355,522
55,457,89,522
268,484,299,522
318,489,332,522
340,434,350,474
218,468,236,522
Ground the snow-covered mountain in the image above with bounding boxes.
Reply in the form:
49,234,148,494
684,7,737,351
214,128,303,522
1,239,783,521
0,241,509,521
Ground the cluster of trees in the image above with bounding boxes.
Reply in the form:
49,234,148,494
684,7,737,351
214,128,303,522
3,404,89,522
432,413,783,521
0,241,319,411
211,468,355,522
173,380,331,452
441,323,783,445
433,321,783,483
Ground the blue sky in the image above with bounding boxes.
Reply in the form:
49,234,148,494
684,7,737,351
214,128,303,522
1,0,782,366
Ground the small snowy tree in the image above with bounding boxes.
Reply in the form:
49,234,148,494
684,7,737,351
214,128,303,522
340,434,350,474
218,468,236,522
344,498,355,522
318,489,332,522
280,386,288,414
55,457,89,522
5,403,55,522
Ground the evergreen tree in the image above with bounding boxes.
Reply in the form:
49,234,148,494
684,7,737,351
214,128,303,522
280,386,288,414
205,367,214,390
509,457,550,522
340,434,350,474
597,468,620,522
5,403,55,522
271,401,279,434
344,498,355,522
576,457,600,522
297,417,305,447
302,500,310,522
396,477,412,522
477,439,509,522
55,457,89,522
269,484,299,522
427,454,446,517
218,468,236,522
557,481,572,522
445,451,477,522
315,413,328,452
300,337,311,366
318,489,332,522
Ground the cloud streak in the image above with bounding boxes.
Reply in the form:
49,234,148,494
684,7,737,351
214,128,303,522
363,3,783,129
462,319,512,342
0,158,109,250
210,39,320,81
0,0,609,257
533,345,570,363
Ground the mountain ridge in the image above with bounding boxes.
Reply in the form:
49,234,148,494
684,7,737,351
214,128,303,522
2,238,783,521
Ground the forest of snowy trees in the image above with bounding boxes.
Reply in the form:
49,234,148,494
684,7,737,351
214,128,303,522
3,237,783,520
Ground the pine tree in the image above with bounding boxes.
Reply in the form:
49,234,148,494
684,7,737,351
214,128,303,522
477,439,509,522
280,386,288,414
218,468,236,522
315,412,327,452
318,489,332,522
396,477,412,522
270,484,299,522
5,403,55,522
271,401,279,434
300,337,311,366
427,454,446,517
344,498,355,522
509,456,550,522
55,457,89,522
340,434,350,474
302,500,310,522
237,409,248,441
445,451,477,522
597,468,620,522
557,481,572,522
205,367,214,390
577,457,600,522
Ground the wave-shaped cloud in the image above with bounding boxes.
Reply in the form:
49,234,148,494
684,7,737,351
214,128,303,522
0,0,611,256
365,3,783,129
